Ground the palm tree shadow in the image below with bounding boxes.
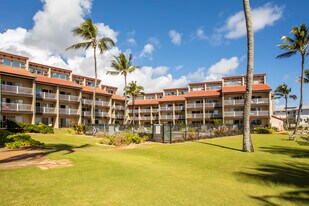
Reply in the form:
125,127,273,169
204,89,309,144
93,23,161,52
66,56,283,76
197,141,242,152
260,146,309,158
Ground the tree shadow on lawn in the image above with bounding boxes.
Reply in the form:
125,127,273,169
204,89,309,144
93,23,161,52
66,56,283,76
259,146,309,159
0,143,90,164
197,141,242,152
237,162,309,205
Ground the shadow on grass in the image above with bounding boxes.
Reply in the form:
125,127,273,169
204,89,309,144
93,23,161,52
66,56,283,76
197,141,242,152
237,162,309,205
0,144,91,164
260,146,309,159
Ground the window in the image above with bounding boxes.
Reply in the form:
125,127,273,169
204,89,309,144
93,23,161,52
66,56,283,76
179,91,188,95
0,59,25,68
73,79,82,85
29,68,45,76
107,89,114,94
207,85,222,90
166,91,175,96
86,82,95,87
52,72,68,80
224,80,242,86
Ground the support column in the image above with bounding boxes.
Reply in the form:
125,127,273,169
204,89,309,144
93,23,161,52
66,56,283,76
268,91,272,126
55,86,60,128
31,80,36,124
185,100,188,125
150,106,153,124
138,107,141,126
172,102,175,125
202,98,206,125
158,104,161,124
78,90,82,125
222,94,225,124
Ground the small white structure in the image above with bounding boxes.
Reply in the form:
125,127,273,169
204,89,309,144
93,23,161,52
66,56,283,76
270,115,284,131
273,106,309,127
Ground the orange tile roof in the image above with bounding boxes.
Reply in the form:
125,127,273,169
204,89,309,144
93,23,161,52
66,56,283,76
222,84,271,93
0,64,35,78
158,95,186,102
112,94,125,101
36,75,82,88
82,86,111,96
185,90,221,98
129,99,159,105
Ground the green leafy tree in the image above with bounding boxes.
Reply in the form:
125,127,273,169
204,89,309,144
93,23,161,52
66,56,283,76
242,0,254,152
274,83,297,129
125,81,144,125
66,19,115,124
107,53,139,124
277,24,309,138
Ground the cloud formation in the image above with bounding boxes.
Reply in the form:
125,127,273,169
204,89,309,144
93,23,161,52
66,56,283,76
168,30,182,45
139,43,154,58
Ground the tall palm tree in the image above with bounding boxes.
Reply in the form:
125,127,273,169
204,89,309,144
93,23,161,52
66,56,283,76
126,81,144,125
107,53,139,124
242,0,254,152
274,83,297,130
304,69,309,83
66,19,115,124
277,24,309,137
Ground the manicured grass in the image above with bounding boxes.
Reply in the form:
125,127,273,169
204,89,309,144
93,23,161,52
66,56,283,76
0,130,308,205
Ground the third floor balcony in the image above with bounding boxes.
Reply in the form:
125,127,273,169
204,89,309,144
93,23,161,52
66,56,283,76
36,92,57,101
224,98,269,106
59,94,79,102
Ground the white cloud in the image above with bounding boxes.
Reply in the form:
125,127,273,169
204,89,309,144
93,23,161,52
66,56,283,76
168,30,182,45
139,43,154,58
175,65,183,71
223,3,284,39
207,57,239,77
196,27,208,40
127,38,136,46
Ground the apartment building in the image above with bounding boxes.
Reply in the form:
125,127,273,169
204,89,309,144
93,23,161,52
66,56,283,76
0,51,125,128
129,74,273,127
0,50,273,128
274,106,309,126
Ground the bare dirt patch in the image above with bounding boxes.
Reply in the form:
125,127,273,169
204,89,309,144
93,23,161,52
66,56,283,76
0,148,72,170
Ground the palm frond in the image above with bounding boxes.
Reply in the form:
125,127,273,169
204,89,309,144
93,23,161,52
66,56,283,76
98,37,115,53
66,41,92,51
276,51,297,59
106,70,119,75
289,94,297,100
280,36,295,43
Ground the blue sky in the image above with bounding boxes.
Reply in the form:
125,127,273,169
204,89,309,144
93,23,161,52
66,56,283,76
0,0,308,107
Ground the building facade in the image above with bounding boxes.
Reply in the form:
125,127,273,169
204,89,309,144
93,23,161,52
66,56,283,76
0,50,273,128
274,106,309,127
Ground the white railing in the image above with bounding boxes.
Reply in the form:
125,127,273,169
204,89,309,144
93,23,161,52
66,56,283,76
1,84,33,95
59,94,79,102
139,116,151,120
2,103,32,112
250,111,269,117
175,115,185,119
152,109,159,113
36,107,56,114
59,108,79,115
225,110,269,117
224,99,245,106
95,100,110,107
115,105,124,110
187,113,203,118
83,111,91,117
140,109,151,113
160,115,173,119
36,92,56,100
95,112,109,118
114,115,124,119
174,106,185,110
187,103,203,109
251,98,269,104
204,102,222,108
160,107,173,111
224,111,244,117
82,99,92,105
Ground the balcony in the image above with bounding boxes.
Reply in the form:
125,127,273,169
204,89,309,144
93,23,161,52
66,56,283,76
139,116,151,120
204,102,222,108
59,108,79,115
82,99,92,105
250,110,269,117
160,115,173,120
83,111,91,117
175,115,185,119
36,107,56,114
224,111,243,117
115,105,124,110
114,115,124,119
205,113,222,118
174,106,185,111
160,107,173,111
2,103,32,112
95,112,109,118
140,109,151,113
1,84,33,96
152,109,159,113
95,100,110,107
59,94,79,102
224,98,269,106
36,92,57,101
251,98,269,105
187,103,203,109
187,113,203,118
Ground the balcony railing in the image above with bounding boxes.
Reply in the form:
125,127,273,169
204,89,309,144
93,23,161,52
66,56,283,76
95,100,110,107
187,103,203,109
82,99,92,105
83,111,91,117
115,105,124,110
187,113,203,118
204,102,222,108
36,107,56,114
152,109,159,113
160,107,173,111
250,110,269,117
2,103,32,112
224,98,269,106
114,115,124,119
140,109,151,113
174,106,185,111
175,115,185,119
59,108,79,115
224,111,243,117
139,116,151,120
1,84,33,95
160,115,173,119
225,110,269,117
251,98,269,104
36,92,56,100
59,94,79,102
95,112,109,118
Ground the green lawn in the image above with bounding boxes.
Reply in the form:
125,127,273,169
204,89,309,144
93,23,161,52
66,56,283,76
0,129,308,205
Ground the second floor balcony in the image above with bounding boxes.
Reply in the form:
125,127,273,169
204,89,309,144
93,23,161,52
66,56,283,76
95,112,109,118
59,94,79,102
2,84,33,96
160,115,173,120
36,107,56,114
1,102,32,112
187,103,203,109
187,113,203,118
224,98,269,106
95,100,110,107
82,99,92,105
224,110,269,117
59,108,79,116
36,92,57,101
139,116,151,120
140,109,151,113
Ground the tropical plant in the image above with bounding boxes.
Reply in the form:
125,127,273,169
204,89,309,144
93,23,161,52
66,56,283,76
274,83,297,129
66,19,115,124
242,0,254,152
125,81,145,125
277,24,309,138
107,53,139,124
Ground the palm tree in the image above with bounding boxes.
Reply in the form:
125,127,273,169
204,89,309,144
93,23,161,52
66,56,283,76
66,19,115,124
274,83,297,130
304,69,309,83
107,53,139,124
126,81,145,125
242,0,254,152
277,24,309,137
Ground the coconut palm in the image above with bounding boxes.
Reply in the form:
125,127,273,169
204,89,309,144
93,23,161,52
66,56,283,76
304,69,309,83
277,24,309,137
242,0,255,152
126,81,144,125
107,53,139,124
66,19,115,124
274,83,297,129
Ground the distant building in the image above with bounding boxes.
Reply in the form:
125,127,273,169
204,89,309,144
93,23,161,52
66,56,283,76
273,106,309,127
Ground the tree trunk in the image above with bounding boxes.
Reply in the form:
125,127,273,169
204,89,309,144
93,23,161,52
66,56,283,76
132,97,135,125
293,54,305,140
124,75,127,125
285,97,289,130
242,0,254,152
92,46,97,125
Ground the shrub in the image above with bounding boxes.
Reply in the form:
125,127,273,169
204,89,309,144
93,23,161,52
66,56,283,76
6,120,23,132
72,124,86,135
0,130,13,147
96,132,147,146
124,133,142,144
254,127,275,134
5,133,44,149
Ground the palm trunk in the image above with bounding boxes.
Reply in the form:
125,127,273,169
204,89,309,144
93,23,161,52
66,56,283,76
92,46,97,125
285,97,288,130
132,97,135,125
124,75,127,125
293,54,305,140
242,0,254,152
